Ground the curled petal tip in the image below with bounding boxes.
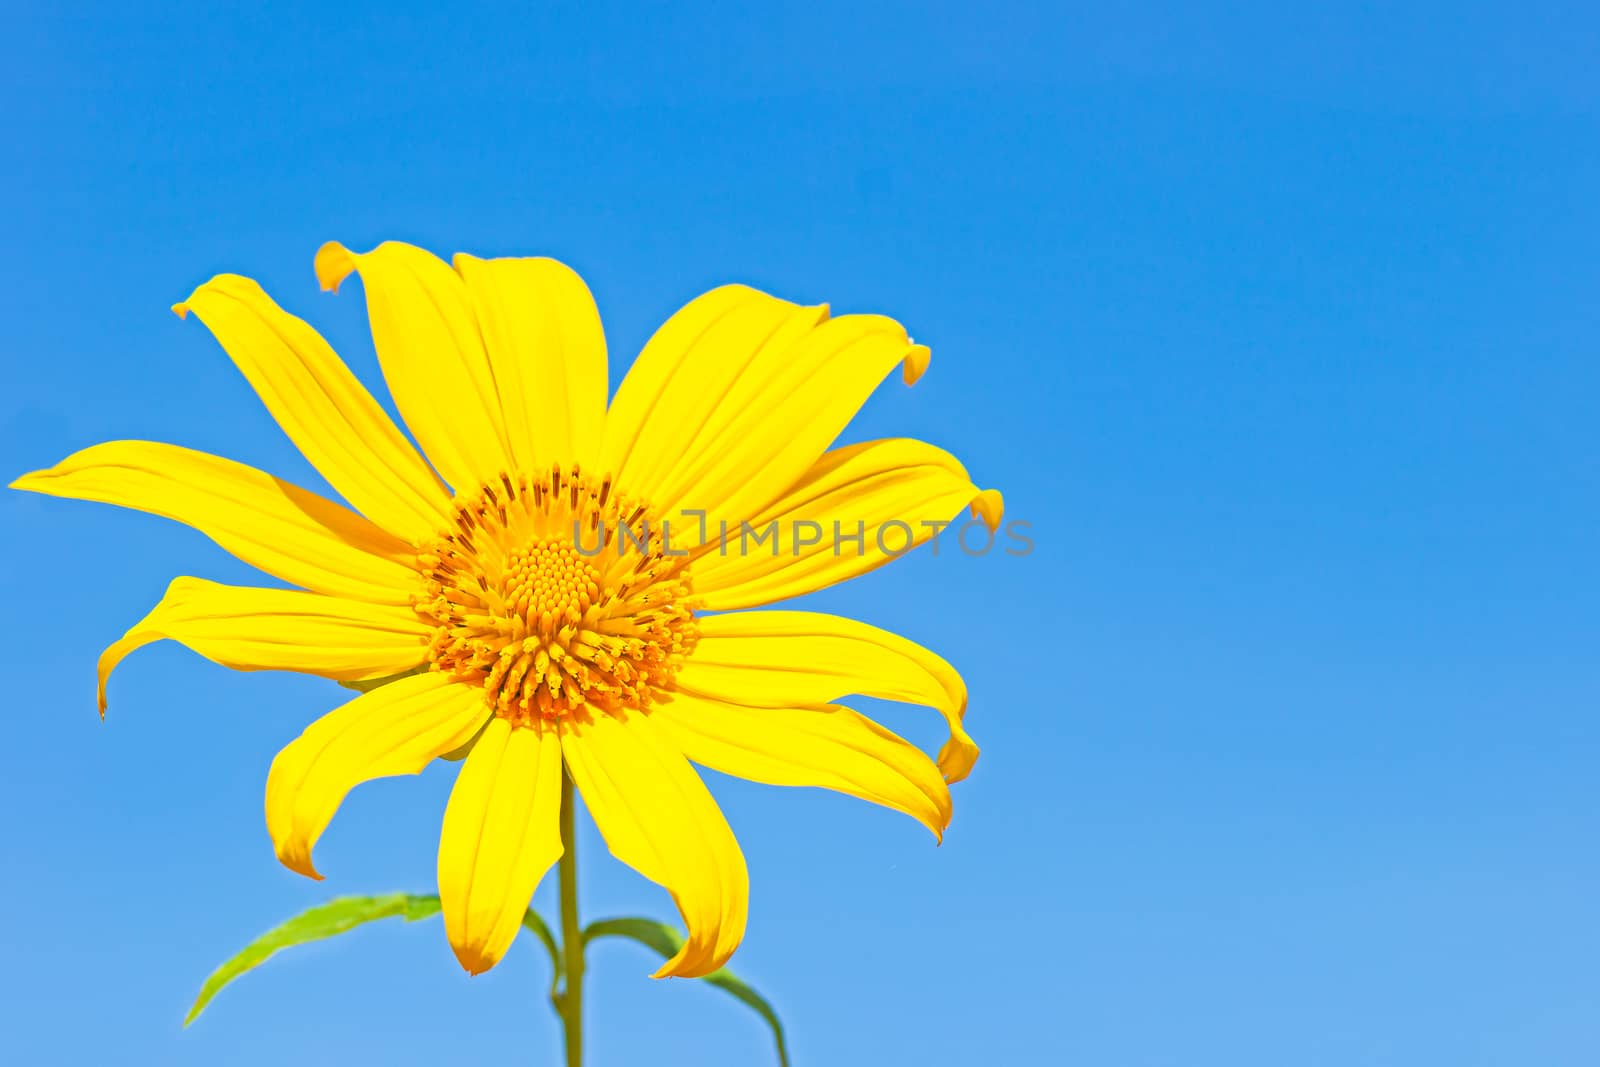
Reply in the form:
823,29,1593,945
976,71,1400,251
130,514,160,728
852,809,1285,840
96,652,112,713
175,274,245,315
451,943,499,977
902,343,931,385
313,241,358,292
650,943,691,979
938,734,980,784
650,944,719,980
970,488,1004,533
275,849,325,882
930,798,953,845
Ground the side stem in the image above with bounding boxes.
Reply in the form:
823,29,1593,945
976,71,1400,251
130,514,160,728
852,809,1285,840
558,770,585,1067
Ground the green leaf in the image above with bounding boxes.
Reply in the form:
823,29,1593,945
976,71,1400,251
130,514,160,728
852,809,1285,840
583,917,790,1067
185,893,437,1026
186,894,563,1027
522,907,564,1002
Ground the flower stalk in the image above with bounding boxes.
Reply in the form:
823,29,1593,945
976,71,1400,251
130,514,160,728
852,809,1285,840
557,771,585,1067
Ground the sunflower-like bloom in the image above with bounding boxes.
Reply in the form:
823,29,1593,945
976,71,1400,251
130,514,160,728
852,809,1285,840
13,242,1000,978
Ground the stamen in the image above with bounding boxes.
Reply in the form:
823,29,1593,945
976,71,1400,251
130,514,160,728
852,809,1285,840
413,467,698,728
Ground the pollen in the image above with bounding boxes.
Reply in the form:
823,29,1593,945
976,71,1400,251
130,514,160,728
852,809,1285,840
412,466,699,726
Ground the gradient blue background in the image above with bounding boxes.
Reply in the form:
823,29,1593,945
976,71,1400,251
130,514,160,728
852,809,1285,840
4,4,1598,1064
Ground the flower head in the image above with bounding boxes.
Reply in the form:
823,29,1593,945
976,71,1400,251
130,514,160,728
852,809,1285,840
13,242,1000,977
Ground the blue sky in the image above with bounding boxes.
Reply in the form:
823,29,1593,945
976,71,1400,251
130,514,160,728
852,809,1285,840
4,3,1599,1064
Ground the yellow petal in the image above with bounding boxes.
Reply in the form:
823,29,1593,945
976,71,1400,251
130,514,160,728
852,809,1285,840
654,690,950,840
690,438,1002,614
437,717,563,975
265,672,486,879
11,440,418,603
602,284,932,523
174,274,451,542
98,576,429,715
452,254,608,472
314,241,511,491
653,314,928,526
677,610,979,783
560,709,748,978
600,285,778,493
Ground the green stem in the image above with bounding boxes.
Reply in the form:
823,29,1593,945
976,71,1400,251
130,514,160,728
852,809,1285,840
558,770,585,1067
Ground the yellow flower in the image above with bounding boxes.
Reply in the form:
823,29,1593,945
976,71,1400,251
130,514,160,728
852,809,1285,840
13,241,1001,978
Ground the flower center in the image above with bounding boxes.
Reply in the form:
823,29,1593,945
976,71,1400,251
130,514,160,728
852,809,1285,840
412,466,698,726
